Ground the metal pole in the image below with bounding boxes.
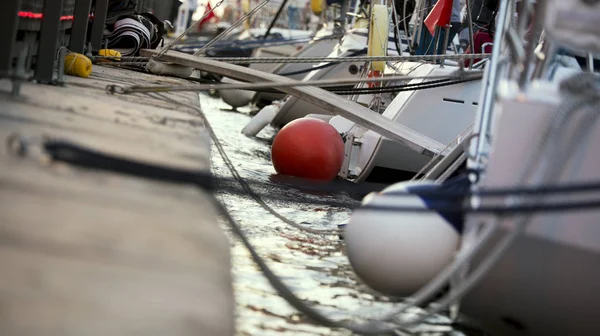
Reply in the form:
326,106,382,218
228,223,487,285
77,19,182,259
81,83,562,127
0,0,21,78
465,0,475,69
337,0,349,32
440,25,450,67
403,0,413,53
36,0,65,83
263,0,289,39
531,35,554,80
90,0,110,52
412,0,426,51
433,26,442,56
70,0,93,53
587,53,595,73
391,0,404,56
194,0,271,56
473,0,512,169
517,0,545,90
349,0,360,30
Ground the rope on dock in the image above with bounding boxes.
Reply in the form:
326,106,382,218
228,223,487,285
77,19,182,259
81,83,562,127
11,132,600,201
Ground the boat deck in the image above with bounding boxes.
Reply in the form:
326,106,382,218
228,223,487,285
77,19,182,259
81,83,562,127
0,66,234,335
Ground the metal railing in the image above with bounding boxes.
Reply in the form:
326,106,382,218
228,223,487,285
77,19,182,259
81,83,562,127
0,0,111,93
0,0,166,94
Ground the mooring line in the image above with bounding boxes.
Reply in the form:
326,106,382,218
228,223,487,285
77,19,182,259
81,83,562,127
106,72,483,95
144,91,345,236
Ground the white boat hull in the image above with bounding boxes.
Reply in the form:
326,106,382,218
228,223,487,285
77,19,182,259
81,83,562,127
462,228,600,336
461,79,600,335
332,64,482,183
270,27,409,128
253,37,341,105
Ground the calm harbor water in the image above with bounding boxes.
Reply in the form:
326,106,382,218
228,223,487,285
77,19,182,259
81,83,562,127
199,93,464,336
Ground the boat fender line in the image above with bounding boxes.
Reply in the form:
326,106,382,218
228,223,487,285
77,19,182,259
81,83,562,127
18,134,600,210
242,101,282,136
368,4,390,72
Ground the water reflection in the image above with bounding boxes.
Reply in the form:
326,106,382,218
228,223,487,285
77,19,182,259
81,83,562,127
200,93,461,336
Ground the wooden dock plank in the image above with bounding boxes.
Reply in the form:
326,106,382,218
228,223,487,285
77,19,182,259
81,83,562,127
0,66,233,336
141,49,446,157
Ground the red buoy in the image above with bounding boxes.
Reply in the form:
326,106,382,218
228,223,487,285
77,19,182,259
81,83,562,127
271,118,345,180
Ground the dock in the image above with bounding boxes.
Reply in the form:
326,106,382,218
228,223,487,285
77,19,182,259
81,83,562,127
0,65,234,336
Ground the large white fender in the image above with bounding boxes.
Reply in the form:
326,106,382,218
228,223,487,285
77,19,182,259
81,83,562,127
345,180,462,297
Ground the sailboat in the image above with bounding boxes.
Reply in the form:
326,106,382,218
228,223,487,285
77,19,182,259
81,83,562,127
342,1,600,335
457,1,600,334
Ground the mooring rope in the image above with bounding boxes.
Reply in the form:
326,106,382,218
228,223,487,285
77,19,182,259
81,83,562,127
105,72,483,95
90,52,491,65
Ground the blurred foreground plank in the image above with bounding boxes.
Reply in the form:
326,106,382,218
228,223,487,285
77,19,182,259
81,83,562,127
0,65,234,336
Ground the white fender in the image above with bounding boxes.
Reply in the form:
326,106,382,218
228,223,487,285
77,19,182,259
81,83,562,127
241,102,282,136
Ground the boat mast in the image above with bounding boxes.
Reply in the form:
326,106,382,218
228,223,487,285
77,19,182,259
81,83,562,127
262,0,290,39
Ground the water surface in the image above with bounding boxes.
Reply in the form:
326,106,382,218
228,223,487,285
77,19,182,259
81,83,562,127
199,93,463,336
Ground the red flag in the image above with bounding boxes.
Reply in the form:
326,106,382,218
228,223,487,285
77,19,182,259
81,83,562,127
198,2,218,31
424,0,453,36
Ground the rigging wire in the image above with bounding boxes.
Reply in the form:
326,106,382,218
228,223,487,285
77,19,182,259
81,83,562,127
105,72,483,95
90,53,491,64
182,74,481,96
9,133,600,202
153,0,226,60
